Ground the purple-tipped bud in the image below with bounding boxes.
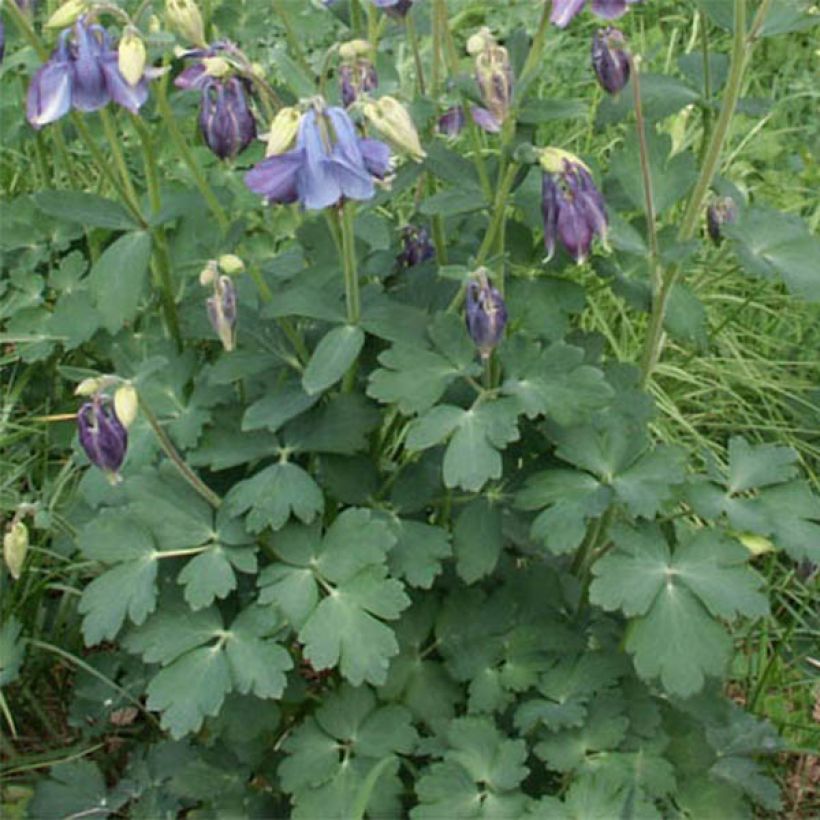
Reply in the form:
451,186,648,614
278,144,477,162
475,43,513,125
399,225,435,267
26,31,73,128
706,196,738,244
339,59,378,107
77,397,128,480
70,21,110,112
372,0,413,18
206,274,237,351
465,271,507,359
592,27,630,94
199,77,256,159
540,150,608,264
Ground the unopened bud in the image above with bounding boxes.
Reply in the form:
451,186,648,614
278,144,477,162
199,260,218,286
75,377,104,397
264,106,302,156
113,384,139,428
148,15,162,34
592,27,630,95
218,253,244,274
475,42,513,124
706,196,738,244
118,28,147,87
3,522,29,580
362,96,425,162
202,55,231,78
165,0,206,47
207,275,237,352
45,0,87,29
466,27,492,56
465,270,507,359
339,39,371,60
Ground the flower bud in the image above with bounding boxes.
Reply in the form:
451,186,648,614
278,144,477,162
113,383,139,428
207,275,237,351
202,55,231,78
399,225,434,267
118,27,147,87
199,259,218,286
339,39,372,60
474,35,513,125
77,397,128,482
148,15,162,34
75,376,104,396
165,0,206,47
199,77,256,160
339,59,378,107
466,27,492,56
45,0,87,30
264,106,302,156
465,270,507,359
592,27,630,95
218,253,244,274
706,196,738,244
3,522,29,580
362,96,425,161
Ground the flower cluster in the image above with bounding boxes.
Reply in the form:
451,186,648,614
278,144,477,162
27,18,151,129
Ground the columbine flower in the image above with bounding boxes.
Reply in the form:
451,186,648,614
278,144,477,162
372,0,413,18
77,396,128,482
465,271,508,359
551,0,643,29
591,27,630,94
438,105,501,137
473,30,513,126
399,225,434,267
540,147,608,264
245,102,392,210
199,77,256,159
339,59,379,107
26,18,151,129
706,196,738,244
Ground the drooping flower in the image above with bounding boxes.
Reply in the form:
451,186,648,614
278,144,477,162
399,225,435,267
706,196,738,244
438,105,501,137
465,270,508,359
551,0,643,29
76,396,128,482
199,77,256,159
591,27,630,94
245,103,392,210
339,59,379,107
539,147,608,264
27,30,74,128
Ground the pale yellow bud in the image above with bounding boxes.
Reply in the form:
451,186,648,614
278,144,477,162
202,56,231,78
218,254,244,274
537,146,590,175
75,377,103,397
148,15,162,34
3,522,29,581
339,39,372,60
45,0,87,29
118,29,147,87
362,96,425,162
165,0,206,47
199,260,218,287
466,27,493,56
114,384,139,428
264,107,302,157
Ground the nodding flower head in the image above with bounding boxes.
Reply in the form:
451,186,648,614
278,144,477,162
591,27,630,94
465,270,508,359
339,59,378,107
26,18,151,129
473,30,513,126
706,196,738,244
438,105,501,137
199,76,256,159
552,0,643,29
539,148,608,264
77,396,128,482
371,0,414,18
245,102,392,210
399,224,435,267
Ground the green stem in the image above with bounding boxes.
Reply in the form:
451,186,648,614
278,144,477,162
350,0,364,37
155,74,230,231
431,0,443,96
464,99,493,200
518,0,551,91
138,395,222,508
429,176,448,265
405,15,427,96
640,0,748,386
340,202,361,325
99,108,141,216
437,0,458,75
131,115,183,351
272,0,312,75
699,7,713,158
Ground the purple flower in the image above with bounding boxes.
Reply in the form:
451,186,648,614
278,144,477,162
399,225,435,267
245,104,391,211
591,27,630,95
339,59,378,107
552,0,643,29
706,196,738,244
540,150,608,264
438,105,501,137
372,0,414,18
77,397,128,481
199,77,256,159
465,271,507,359
70,21,108,111
27,30,73,128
